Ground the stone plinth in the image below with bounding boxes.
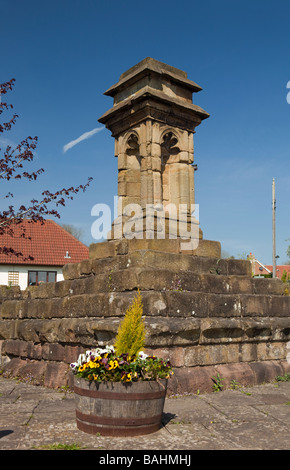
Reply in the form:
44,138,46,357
88,238,221,260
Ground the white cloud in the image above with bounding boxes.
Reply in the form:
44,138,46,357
63,127,104,153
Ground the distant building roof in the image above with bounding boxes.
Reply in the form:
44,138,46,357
265,265,290,279
248,253,290,279
0,219,89,266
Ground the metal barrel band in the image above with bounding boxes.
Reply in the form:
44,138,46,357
76,417,162,437
76,409,163,426
74,385,166,400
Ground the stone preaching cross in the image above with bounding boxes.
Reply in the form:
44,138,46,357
97,57,219,257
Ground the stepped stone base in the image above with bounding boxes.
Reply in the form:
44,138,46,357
0,239,290,392
88,237,221,260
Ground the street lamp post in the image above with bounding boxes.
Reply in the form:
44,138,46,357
272,178,276,278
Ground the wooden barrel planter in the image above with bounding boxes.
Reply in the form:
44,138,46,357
74,377,167,436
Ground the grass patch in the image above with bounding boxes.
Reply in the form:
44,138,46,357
275,373,290,382
37,442,85,450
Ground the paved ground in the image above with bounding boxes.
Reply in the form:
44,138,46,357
0,375,290,451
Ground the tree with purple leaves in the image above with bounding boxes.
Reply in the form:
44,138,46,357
0,79,92,259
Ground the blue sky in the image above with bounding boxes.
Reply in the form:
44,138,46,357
1,0,290,264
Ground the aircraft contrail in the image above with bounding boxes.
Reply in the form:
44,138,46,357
63,127,104,153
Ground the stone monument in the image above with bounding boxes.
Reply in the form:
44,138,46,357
1,58,289,393
96,57,220,256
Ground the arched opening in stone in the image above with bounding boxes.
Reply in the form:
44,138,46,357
160,131,180,207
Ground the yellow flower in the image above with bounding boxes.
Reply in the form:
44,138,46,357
122,372,132,382
121,372,132,382
88,361,100,369
108,360,119,370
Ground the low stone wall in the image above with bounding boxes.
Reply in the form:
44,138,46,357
1,246,290,393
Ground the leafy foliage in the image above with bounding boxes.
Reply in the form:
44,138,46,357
0,79,92,258
70,293,174,383
114,290,145,358
70,346,173,383
276,373,290,382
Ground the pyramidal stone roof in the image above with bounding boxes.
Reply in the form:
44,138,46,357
103,57,203,97
98,57,209,135
0,219,89,266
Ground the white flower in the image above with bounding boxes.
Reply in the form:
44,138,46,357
85,350,94,360
70,353,86,369
78,353,87,365
70,345,116,371
93,345,115,356
138,351,148,360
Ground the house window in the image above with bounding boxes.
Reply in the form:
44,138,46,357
8,271,19,286
28,271,57,286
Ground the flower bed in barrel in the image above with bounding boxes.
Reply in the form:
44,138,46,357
70,290,174,436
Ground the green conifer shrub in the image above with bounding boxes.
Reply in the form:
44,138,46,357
114,289,145,358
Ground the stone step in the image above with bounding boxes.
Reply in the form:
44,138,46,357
63,250,252,281
2,315,289,356
23,271,283,302
33,266,285,301
1,289,290,321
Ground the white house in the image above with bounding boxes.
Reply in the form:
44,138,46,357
0,219,89,290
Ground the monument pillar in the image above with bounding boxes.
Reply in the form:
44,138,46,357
98,58,219,255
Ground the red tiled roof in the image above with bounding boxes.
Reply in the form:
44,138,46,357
265,265,290,279
252,260,290,279
0,219,89,266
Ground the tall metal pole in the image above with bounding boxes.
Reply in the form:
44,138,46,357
272,178,276,278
